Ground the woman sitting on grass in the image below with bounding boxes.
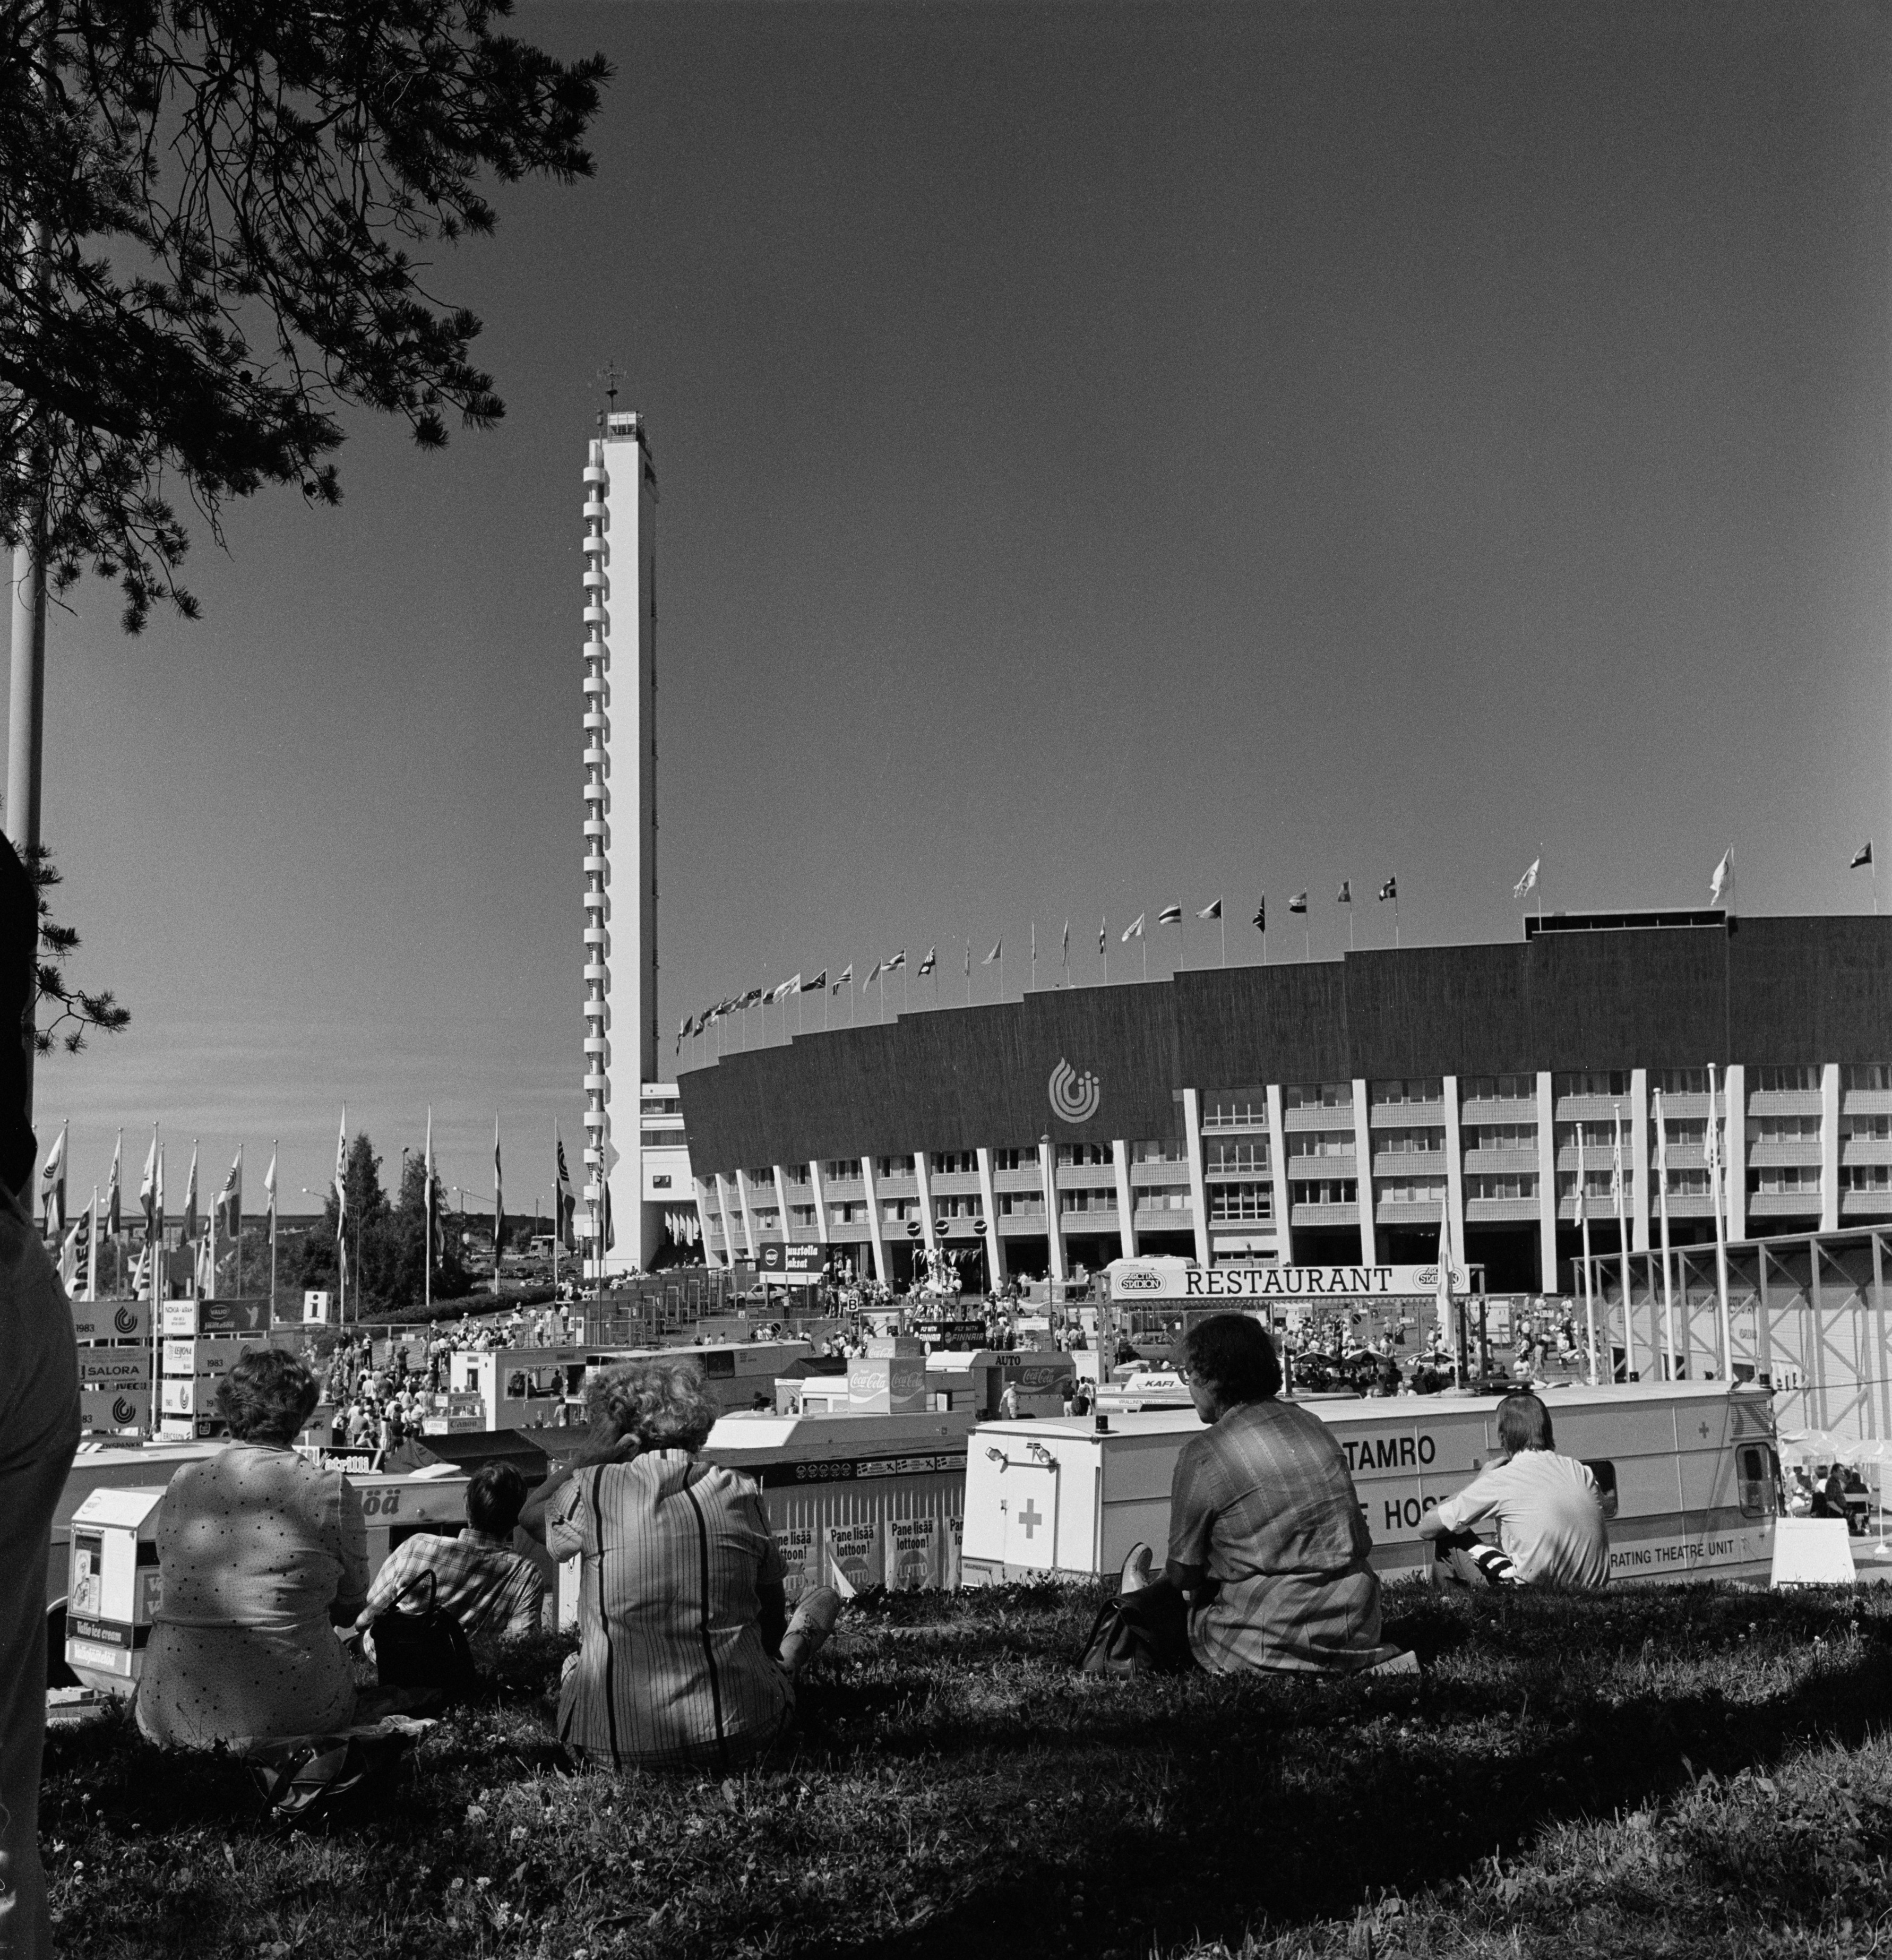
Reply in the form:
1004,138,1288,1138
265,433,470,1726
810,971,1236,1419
137,1349,373,1750
520,1358,840,1771
1116,1313,1406,1675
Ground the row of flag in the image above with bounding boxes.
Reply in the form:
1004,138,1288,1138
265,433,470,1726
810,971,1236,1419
38,1123,273,1244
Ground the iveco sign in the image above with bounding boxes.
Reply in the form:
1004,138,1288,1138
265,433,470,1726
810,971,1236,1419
1107,1262,1472,1301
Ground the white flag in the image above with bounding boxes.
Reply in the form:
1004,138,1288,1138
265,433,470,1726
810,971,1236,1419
1122,914,1145,943
1572,1127,1586,1227
335,1108,348,1239
263,1144,278,1214
1513,857,1540,900
1709,847,1732,906
38,1122,66,1234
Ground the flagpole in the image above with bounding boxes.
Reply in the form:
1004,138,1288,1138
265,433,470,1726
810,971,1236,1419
1220,914,1226,967
270,1138,279,1311
549,1117,557,1301
1030,923,1036,994
1708,1062,1734,1376
1141,937,1147,983
1578,1124,1597,1384
1613,1104,1636,1379
1654,1088,1676,1379
86,1184,97,1301
1393,891,1400,950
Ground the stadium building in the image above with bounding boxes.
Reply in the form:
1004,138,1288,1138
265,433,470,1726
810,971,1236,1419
677,912,1892,1294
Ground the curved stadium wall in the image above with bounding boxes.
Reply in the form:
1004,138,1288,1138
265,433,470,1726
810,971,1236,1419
677,915,1892,1295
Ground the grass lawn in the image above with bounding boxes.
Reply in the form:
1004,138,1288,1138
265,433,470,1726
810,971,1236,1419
44,1580,1892,1960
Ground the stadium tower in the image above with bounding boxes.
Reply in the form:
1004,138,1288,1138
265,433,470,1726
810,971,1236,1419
581,408,690,1275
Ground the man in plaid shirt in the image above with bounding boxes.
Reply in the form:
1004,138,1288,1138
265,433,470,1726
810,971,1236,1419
357,1462,546,1644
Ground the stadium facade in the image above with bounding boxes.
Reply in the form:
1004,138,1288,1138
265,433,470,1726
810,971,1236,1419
677,913,1892,1294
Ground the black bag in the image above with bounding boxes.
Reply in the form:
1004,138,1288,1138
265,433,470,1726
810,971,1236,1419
369,1568,476,1692
246,1731,403,1823
1080,1592,1179,1678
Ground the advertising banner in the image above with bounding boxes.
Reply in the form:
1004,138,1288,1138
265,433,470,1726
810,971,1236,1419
1107,1261,1472,1302
758,1242,824,1278
71,1299,152,1344
883,1515,947,1591
78,1386,148,1432
775,1521,818,1603
823,1519,885,1595
79,1350,152,1390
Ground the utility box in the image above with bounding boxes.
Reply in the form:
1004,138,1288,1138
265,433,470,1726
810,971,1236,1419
65,1488,167,1695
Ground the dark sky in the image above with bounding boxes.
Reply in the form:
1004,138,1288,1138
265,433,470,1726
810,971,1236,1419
27,1,1890,1209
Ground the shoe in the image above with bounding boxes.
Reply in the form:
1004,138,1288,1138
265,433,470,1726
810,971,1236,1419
1118,1542,1154,1596
779,1585,843,1672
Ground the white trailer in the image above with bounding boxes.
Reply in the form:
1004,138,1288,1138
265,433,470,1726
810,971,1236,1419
962,1380,1784,1589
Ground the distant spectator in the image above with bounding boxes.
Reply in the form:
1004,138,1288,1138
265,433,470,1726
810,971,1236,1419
357,1463,545,1645
1418,1392,1609,1589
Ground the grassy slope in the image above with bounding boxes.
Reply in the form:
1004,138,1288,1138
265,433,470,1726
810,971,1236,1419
45,1582,1892,1960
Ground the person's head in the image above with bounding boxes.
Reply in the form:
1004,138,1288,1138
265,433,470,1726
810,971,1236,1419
587,1357,721,1455
1177,1314,1282,1421
466,1462,529,1537
216,1348,320,1446
1496,1391,1554,1457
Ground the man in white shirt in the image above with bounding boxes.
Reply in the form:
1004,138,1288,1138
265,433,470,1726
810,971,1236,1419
1418,1392,1610,1589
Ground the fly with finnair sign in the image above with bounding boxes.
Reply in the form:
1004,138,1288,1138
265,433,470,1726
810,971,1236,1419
1107,1262,1471,1301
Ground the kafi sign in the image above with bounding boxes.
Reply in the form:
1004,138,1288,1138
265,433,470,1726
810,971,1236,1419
1107,1262,1472,1301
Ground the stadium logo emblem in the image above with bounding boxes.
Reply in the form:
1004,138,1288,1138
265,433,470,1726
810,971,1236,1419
111,1396,137,1425
1116,1269,1163,1293
113,1306,139,1335
1048,1059,1101,1124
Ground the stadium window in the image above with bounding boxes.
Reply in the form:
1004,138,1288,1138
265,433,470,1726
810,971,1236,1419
1289,1177,1357,1206
1372,1079,1443,1106
828,1201,864,1225
1752,1066,1818,1093
1202,1093,1265,1128
998,1192,1043,1216
1056,1143,1112,1167
994,1148,1033,1172
789,1205,818,1228
1467,1173,1537,1201
783,1163,810,1186
1288,1135,1356,1160
744,1167,771,1186
1757,1115,1821,1141
876,1155,915,1179
1748,1167,1821,1194
1375,1177,1445,1205
1376,1129,1444,1155
1460,1073,1534,1102
1465,1123,1536,1151
1554,1071,1629,1099
1284,1082,1353,1111
1661,1171,1710,1197
1656,1069,1708,1095
1059,1189,1116,1213
1207,1182,1272,1222
1845,1165,1892,1192
1132,1140,1189,1163
1205,1140,1269,1174
1845,1114,1892,1141
880,1198,917,1224
930,1150,976,1174
1844,1064,1892,1091
1651,1117,1707,1148
822,1159,858,1182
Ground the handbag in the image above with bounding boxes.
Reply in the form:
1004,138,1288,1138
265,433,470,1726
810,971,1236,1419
369,1567,477,1692
1079,1595,1170,1678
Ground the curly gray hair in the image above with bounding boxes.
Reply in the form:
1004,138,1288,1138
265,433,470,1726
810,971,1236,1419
588,1357,721,1454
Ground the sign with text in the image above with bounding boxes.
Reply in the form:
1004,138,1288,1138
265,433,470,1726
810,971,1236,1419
758,1242,824,1278
1107,1261,1472,1302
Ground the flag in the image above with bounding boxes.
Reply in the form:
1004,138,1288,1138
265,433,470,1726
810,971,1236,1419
1378,877,1397,902
154,1144,165,1245
1098,917,1106,955
886,950,906,971
182,1140,199,1245
1157,905,1182,926
1288,892,1308,915
863,961,882,990
264,1144,277,1216
216,1147,242,1241
1197,899,1221,921
983,940,1002,965
1252,899,1266,932
677,1013,690,1037
768,977,796,1004
1610,1123,1623,1204
556,1132,577,1249
128,1242,150,1296
1573,1128,1587,1226
918,947,937,976
739,986,764,1009
1435,1201,1455,1332
834,964,853,992
334,1110,348,1240
38,1123,66,1234
1853,841,1874,870
1122,914,1145,942
965,943,973,976
60,1217,83,1294
1514,857,1540,900
493,1114,504,1261
139,1131,157,1227
194,1225,214,1297
1060,922,1069,964
803,970,827,992
106,1132,122,1236
1709,847,1732,906
1336,881,1352,905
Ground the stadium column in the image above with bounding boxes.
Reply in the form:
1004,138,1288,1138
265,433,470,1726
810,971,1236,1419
1181,1089,1210,1266
914,1153,938,1258
1535,1073,1558,1293
807,1158,832,1247
696,1176,727,1268
1630,1069,1652,1254
1441,1076,1467,1278
1351,1080,1377,1267
858,1157,891,1287
975,1148,1008,1286
1266,1084,1293,1265
716,1174,742,1269
773,1166,793,1249
1040,1140,1067,1284
1723,1065,1747,1239
1112,1140,1136,1258
734,1169,760,1262
1821,1062,1841,1233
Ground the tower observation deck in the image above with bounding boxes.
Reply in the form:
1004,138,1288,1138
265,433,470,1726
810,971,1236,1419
581,410,692,1273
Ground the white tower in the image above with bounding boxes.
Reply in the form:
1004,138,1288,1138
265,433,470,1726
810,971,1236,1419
581,410,687,1275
